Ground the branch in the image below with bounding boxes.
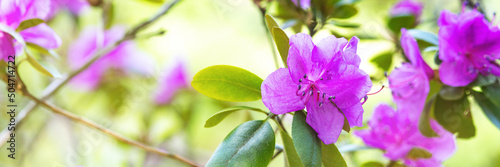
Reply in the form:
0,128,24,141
0,0,180,147
22,91,199,167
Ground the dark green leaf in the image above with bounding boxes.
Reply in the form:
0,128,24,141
434,94,476,138
388,14,415,34
321,143,347,167
438,85,464,101
292,111,322,167
311,0,337,23
273,27,290,67
206,120,275,167
483,81,500,106
205,106,268,128
280,128,304,167
361,161,384,167
330,5,358,19
469,74,497,87
407,29,439,46
419,95,439,137
474,90,500,130
191,65,263,102
370,51,393,71
15,18,44,32
406,147,432,159
434,51,442,65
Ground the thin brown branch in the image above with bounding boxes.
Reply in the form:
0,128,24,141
22,91,199,167
0,0,180,147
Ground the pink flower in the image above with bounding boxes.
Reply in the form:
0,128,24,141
388,28,433,117
390,0,424,21
153,59,189,105
355,104,456,167
438,8,500,86
261,33,372,144
68,26,153,90
0,0,61,61
291,0,310,9
49,0,90,16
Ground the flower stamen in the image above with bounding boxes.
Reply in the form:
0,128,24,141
367,85,385,95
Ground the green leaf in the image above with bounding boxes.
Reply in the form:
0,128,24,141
406,147,432,160
331,5,358,19
370,51,393,71
469,74,497,87
280,128,304,167
206,120,275,167
321,143,347,167
474,90,500,130
192,65,263,102
265,14,280,35
438,85,464,101
482,82,500,106
205,106,268,128
360,161,384,167
434,94,476,138
419,95,439,137
407,29,439,46
26,55,61,78
329,20,360,28
15,18,44,32
388,14,415,34
292,111,322,167
273,27,290,67
26,42,60,59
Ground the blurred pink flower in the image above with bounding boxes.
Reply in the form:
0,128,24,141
291,0,310,9
68,26,153,90
390,0,424,20
438,8,500,87
388,28,433,117
50,0,90,16
355,104,456,167
261,33,372,144
153,60,190,105
0,0,61,61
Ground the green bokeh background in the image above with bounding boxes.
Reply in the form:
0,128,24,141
1,0,500,166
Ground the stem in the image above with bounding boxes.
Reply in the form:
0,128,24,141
0,0,180,147
271,148,283,160
256,3,280,69
22,91,199,167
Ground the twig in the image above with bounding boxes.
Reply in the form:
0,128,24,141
271,144,284,160
21,92,199,166
0,0,180,147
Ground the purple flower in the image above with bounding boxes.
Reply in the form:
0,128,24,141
355,104,456,167
0,0,61,61
291,0,310,9
68,26,153,90
390,0,424,21
153,59,189,105
438,9,500,86
261,33,372,144
49,0,90,16
388,28,433,116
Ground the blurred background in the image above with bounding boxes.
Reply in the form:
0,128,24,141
1,0,500,166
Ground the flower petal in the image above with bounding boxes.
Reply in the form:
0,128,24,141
154,60,189,105
319,65,372,109
288,33,314,83
20,23,61,49
343,36,361,67
0,32,16,61
439,60,478,87
340,102,363,127
389,63,429,117
437,10,458,27
401,28,434,79
305,101,344,144
262,68,305,114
